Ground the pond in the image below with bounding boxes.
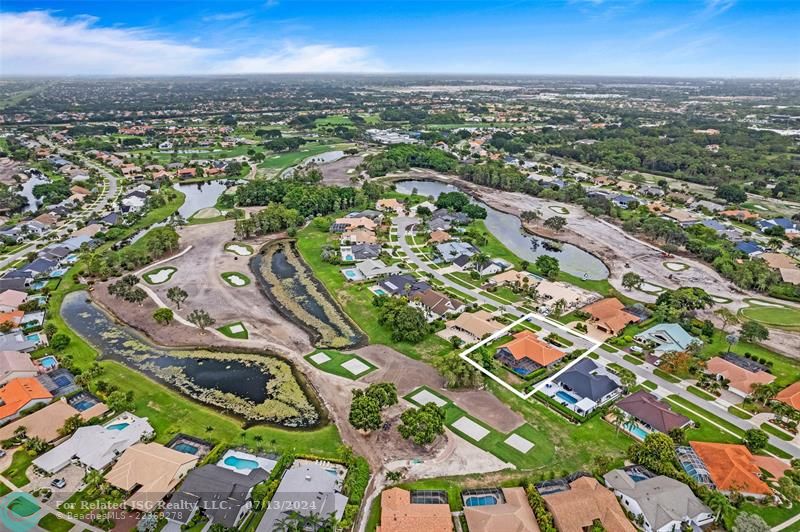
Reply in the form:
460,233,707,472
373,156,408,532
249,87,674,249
19,173,49,213
173,179,229,219
253,241,363,348
61,291,320,427
394,180,609,280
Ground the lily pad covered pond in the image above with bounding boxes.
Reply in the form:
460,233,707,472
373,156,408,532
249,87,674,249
254,241,363,348
61,291,320,427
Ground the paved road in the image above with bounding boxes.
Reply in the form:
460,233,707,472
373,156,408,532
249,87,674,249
394,217,800,458
0,138,119,273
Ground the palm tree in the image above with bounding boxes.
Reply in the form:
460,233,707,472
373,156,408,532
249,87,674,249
705,490,733,523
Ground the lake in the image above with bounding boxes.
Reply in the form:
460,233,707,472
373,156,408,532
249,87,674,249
394,179,609,280
173,179,229,219
19,173,49,213
61,291,320,426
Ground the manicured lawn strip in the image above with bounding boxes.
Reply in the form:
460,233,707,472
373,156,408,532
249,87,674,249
2,449,33,487
600,344,619,353
0,483,10,496
365,495,382,532
38,513,74,532
296,224,452,361
761,422,794,441
305,350,377,380
653,368,681,383
728,405,753,419
217,322,249,339
699,331,800,387
623,354,643,365
687,385,717,401
666,395,744,437
642,380,657,391
221,271,251,287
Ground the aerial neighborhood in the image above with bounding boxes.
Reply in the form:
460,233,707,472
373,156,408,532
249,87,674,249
0,70,797,532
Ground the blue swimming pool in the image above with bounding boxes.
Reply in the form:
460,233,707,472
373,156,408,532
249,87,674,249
343,269,358,279
625,423,649,440
173,443,199,455
72,400,95,411
373,288,387,296
555,391,578,405
464,495,498,507
344,254,354,261
53,375,71,387
26,334,41,343
224,456,259,470
107,422,130,431
50,268,68,278
39,356,57,369
30,281,47,290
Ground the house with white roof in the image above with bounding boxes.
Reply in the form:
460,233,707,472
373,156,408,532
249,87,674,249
33,412,154,473
634,323,700,358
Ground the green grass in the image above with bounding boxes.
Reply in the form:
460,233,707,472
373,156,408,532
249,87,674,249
38,513,74,532
760,422,794,441
728,405,753,419
220,271,251,287
623,354,644,365
142,266,177,285
653,368,681,383
258,143,352,171
296,224,452,361
740,304,800,330
2,449,33,487
396,478,465,511
217,321,249,339
687,385,717,401
0,483,10,496
365,494,382,532
642,380,657,391
739,501,800,528
305,350,378,380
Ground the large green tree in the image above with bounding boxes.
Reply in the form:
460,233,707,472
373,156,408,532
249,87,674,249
398,403,445,446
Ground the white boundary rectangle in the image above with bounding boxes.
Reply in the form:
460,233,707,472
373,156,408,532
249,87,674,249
458,311,603,400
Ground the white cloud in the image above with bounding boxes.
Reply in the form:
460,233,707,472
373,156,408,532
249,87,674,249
0,10,383,75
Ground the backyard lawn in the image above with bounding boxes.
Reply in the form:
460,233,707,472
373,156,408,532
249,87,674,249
38,513,74,532
699,331,800,387
2,449,33,487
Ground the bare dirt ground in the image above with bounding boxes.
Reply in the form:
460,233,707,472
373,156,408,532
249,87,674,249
139,220,312,357
0,157,23,185
318,155,363,186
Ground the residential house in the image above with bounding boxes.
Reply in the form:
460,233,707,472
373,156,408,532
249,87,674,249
428,230,451,244
0,398,108,442
473,258,512,277
706,356,775,397
427,217,452,232
463,487,539,532
612,194,639,209
376,487,453,532
735,241,764,257
0,310,24,329
19,257,57,278
536,280,584,309
33,213,58,228
257,461,348,532
378,274,431,297
603,468,713,532
0,332,39,352
176,167,196,179
720,209,759,221
691,200,724,212
0,290,27,312
640,185,665,197
23,220,49,236
411,289,466,321
340,229,377,245
443,310,504,344
40,245,72,264
346,259,402,281
582,298,640,336
776,381,800,411
0,377,52,423
633,323,700,357
0,351,38,385
435,242,477,262
376,198,405,215
686,441,790,498
106,442,199,509
495,330,565,376
0,278,28,293
121,191,147,213
340,243,381,262
550,359,622,415
756,218,799,235
331,216,377,233
490,269,540,288
98,212,121,226
33,413,155,473
431,208,470,226
166,464,267,529
614,391,691,437
540,476,635,532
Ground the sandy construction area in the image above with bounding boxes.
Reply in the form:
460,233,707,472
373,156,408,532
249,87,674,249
144,221,312,356
319,154,363,186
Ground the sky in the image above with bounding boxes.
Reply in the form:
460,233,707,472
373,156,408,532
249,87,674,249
0,0,798,78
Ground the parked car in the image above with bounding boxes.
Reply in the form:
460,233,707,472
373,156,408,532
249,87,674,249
51,478,66,489
0,450,6,458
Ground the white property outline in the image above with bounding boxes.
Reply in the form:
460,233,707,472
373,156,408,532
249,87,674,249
458,312,603,400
